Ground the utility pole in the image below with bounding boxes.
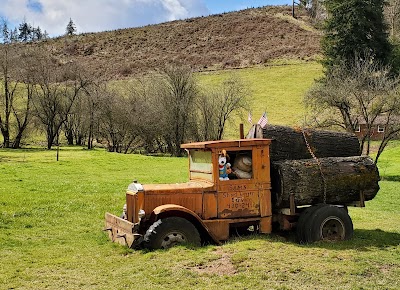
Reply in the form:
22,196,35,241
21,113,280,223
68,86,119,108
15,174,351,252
292,0,295,18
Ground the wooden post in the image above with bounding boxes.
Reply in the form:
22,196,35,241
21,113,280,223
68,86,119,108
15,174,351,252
56,132,60,161
239,123,244,139
290,194,296,215
359,191,365,207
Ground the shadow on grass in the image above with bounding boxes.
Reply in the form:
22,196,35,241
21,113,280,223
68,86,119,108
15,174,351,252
22,146,89,152
276,228,400,250
349,228,400,249
224,228,400,251
380,175,400,182
0,146,95,155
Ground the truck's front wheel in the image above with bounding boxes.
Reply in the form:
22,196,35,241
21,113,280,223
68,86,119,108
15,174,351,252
144,217,201,250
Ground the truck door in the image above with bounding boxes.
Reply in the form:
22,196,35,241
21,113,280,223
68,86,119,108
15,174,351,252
217,148,262,219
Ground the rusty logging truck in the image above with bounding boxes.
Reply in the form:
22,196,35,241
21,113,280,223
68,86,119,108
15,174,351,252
105,125,380,250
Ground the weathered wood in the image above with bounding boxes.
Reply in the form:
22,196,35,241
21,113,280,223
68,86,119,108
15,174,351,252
261,125,361,161
271,156,380,208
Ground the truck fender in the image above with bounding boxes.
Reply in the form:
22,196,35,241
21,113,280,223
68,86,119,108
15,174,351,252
150,204,221,245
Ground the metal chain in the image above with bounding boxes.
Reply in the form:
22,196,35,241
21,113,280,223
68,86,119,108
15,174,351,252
301,129,327,204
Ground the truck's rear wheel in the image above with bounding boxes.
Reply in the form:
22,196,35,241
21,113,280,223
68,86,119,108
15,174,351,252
144,217,201,250
304,205,353,243
296,204,325,243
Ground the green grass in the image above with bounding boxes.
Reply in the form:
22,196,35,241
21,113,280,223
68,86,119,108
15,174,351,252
1,143,399,290
198,61,323,138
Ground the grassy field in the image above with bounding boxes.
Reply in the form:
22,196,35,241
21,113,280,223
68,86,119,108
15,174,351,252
198,61,323,138
0,141,399,290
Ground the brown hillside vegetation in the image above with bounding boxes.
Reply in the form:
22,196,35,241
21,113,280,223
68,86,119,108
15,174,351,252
28,6,321,79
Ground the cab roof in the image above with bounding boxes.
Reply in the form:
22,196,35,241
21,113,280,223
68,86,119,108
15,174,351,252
181,139,271,149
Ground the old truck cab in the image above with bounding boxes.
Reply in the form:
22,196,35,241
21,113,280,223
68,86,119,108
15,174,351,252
105,139,273,249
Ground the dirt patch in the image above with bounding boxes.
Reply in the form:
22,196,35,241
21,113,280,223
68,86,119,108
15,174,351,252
188,249,237,276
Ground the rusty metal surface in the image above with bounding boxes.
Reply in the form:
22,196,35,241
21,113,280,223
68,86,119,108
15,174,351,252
143,181,214,218
143,181,213,193
218,181,260,218
181,139,271,149
259,216,272,233
105,212,139,248
203,220,230,241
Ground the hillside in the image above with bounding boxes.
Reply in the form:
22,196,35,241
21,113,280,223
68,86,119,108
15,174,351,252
30,6,321,79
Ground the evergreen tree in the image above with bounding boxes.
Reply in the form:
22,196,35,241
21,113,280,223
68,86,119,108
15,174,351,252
321,0,392,71
34,26,43,41
43,30,49,40
66,18,77,36
1,20,10,43
18,20,33,42
10,27,18,43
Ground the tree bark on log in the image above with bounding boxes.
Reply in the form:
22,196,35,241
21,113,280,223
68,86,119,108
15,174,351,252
271,156,380,208
260,125,361,162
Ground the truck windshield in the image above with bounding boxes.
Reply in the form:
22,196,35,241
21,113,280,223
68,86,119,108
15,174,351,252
189,150,213,181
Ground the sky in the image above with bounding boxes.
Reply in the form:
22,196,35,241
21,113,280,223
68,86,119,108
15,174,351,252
0,0,292,37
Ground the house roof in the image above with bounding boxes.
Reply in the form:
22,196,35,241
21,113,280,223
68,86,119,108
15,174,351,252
357,114,400,125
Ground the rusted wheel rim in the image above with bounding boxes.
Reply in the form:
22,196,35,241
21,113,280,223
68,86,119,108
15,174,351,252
320,216,345,240
161,232,187,249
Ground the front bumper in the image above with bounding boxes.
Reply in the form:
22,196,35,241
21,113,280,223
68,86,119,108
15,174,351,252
104,212,142,248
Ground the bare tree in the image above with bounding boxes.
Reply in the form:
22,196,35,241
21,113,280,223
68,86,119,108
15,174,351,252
196,91,219,141
157,66,198,156
0,44,39,148
83,81,107,150
197,75,249,141
97,87,141,153
30,52,89,149
0,44,18,147
9,47,52,148
299,0,327,23
305,58,400,163
386,0,400,39
126,78,165,153
63,97,87,146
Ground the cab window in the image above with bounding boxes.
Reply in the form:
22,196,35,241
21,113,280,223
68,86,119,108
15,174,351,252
219,150,253,180
189,149,213,181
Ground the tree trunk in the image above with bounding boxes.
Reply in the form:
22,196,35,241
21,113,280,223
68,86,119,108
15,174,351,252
76,134,84,146
87,125,93,149
261,125,361,162
65,129,74,145
271,156,380,208
1,128,10,148
13,132,23,149
46,128,55,150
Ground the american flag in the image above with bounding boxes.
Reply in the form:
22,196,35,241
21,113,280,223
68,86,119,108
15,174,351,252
257,112,268,128
248,111,253,124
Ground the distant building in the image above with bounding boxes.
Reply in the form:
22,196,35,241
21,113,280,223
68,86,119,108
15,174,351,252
354,114,400,140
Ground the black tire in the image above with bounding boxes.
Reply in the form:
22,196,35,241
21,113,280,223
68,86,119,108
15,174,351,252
143,217,201,250
296,204,325,243
303,205,353,243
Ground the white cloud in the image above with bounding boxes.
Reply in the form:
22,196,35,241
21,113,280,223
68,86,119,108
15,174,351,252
0,0,210,36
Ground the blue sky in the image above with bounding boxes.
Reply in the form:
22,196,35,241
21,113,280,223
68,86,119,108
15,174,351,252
0,0,292,37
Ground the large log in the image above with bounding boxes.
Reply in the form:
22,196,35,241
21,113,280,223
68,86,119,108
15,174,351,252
258,125,361,161
271,156,380,208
